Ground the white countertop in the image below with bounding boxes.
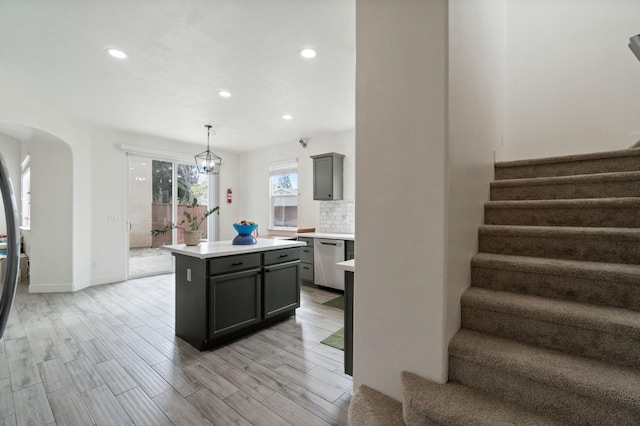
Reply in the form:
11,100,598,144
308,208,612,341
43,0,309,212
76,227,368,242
336,259,355,272
162,238,306,259
297,232,355,241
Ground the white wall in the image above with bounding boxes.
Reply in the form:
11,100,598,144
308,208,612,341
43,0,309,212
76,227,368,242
237,130,355,234
26,134,74,291
91,128,240,285
506,0,640,160
446,0,507,348
0,133,22,236
355,0,449,400
0,111,86,293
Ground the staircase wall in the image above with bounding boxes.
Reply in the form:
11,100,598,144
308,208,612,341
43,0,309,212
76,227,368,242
355,0,450,400
447,0,507,345
505,0,640,160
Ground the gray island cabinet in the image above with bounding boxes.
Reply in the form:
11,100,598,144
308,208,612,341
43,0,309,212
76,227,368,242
163,239,305,351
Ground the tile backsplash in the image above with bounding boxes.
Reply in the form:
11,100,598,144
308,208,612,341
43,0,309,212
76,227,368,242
319,200,355,234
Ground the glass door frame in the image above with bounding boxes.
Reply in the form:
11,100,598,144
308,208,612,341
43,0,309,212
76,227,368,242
125,152,219,279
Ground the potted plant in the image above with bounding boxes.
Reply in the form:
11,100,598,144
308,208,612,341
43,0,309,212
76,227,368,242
151,198,219,246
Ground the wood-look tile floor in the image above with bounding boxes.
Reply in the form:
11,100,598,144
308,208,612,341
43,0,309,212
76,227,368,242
0,275,352,426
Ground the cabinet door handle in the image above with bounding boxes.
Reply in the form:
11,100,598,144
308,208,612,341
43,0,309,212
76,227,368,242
279,254,289,258
320,242,338,246
231,262,243,266
303,266,310,270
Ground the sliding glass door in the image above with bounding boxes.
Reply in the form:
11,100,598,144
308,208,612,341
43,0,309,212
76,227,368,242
127,155,217,278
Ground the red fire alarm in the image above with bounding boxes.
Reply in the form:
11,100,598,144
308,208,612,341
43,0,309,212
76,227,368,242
227,188,233,204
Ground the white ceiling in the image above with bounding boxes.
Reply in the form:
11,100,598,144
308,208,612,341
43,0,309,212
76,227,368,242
0,0,355,152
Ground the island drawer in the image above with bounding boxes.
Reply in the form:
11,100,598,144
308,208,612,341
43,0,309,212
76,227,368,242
263,248,300,266
208,253,261,276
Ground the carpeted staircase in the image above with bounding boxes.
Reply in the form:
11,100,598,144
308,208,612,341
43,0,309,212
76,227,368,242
349,148,640,425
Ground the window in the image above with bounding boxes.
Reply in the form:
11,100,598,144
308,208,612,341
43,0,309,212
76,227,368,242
269,159,298,228
21,156,30,228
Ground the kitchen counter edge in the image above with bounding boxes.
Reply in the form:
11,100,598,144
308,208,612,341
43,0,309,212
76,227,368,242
162,238,306,259
297,232,355,241
336,259,355,273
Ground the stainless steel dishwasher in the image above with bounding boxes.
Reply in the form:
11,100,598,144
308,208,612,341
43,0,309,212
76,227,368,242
314,239,345,291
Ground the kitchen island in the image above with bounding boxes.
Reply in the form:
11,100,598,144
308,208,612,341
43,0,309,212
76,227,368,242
163,239,306,350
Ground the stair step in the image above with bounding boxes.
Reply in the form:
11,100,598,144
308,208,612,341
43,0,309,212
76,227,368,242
449,329,640,425
461,287,640,367
494,148,640,180
348,385,405,426
478,225,640,264
471,253,640,311
401,371,563,426
490,171,640,201
484,197,640,228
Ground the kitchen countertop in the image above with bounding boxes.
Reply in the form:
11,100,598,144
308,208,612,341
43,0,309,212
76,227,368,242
336,259,355,272
297,232,355,241
162,238,306,259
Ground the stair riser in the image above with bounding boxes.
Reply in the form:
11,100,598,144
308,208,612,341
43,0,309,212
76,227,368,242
485,205,640,228
490,180,640,201
449,357,640,426
461,307,640,368
403,410,438,426
471,266,640,311
495,156,640,180
479,234,640,265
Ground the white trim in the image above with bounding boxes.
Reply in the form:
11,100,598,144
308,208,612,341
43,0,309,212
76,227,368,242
269,158,298,176
91,274,127,287
119,144,194,164
28,283,74,293
21,154,30,171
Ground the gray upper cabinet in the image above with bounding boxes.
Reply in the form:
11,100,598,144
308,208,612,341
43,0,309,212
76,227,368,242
311,152,345,200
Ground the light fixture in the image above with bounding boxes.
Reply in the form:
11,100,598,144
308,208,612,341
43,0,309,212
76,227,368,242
195,125,223,175
300,48,317,59
218,90,231,98
282,114,293,120
106,48,127,59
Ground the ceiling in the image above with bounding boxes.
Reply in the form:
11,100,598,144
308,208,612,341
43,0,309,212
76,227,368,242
0,0,355,152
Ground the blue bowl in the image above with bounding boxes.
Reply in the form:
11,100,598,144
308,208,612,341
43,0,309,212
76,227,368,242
233,223,258,235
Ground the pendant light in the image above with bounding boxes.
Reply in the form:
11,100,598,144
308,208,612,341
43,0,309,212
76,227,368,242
195,124,223,174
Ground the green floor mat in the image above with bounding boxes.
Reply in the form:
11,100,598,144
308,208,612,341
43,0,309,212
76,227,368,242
321,327,344,351
322,295,345,310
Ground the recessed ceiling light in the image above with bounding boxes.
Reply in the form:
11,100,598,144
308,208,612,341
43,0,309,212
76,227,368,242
218,90,231,98
282,114,293,120
106,48,127,59
300,48,317,59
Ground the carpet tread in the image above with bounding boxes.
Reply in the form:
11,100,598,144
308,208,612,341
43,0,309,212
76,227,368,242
485,197,640,208
461,287,640,337
401,372,564,426
491,170,640,187
495,148,640,169
348,385,404,426
471,253,640,282
449,329,640,409
478,224,640,239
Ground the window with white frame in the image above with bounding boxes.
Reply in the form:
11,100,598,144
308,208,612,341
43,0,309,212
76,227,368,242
269,159,298,228
21,156,30,228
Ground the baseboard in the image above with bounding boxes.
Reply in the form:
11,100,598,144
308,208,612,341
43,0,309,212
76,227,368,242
73,280,92,292
91,274,126,286
28,283,74,293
